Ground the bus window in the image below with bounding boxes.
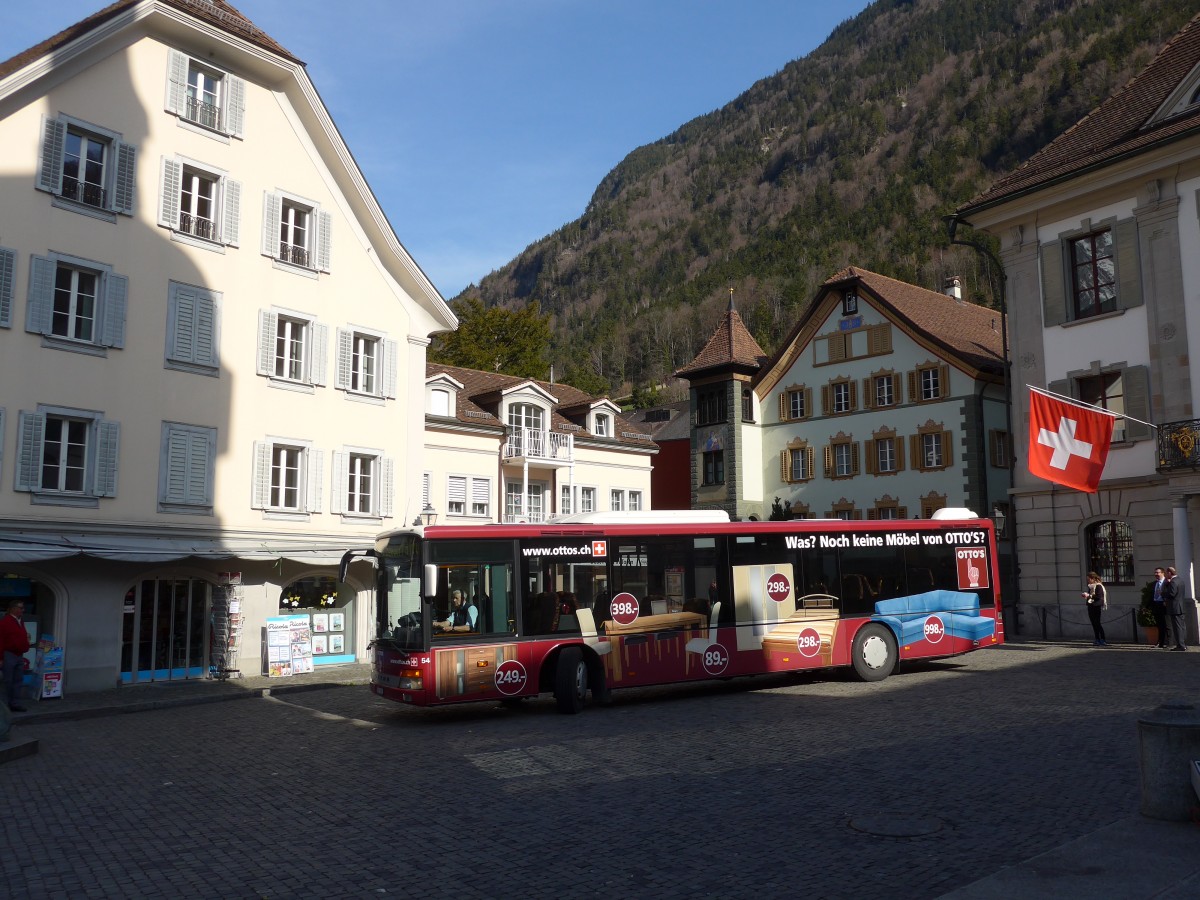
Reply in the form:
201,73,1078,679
427,540,516,639
521,557,606,635
378,533,423,648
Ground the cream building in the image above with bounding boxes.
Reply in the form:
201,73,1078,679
0,0,455,693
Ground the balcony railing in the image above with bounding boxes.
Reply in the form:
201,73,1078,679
502,510,547,524
1157,419,1200,470
503,427,573,463
185,96,221,131
279,243,310,267
61,176,106,209
179,212,219,242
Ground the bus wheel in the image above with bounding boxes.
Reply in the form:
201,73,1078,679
852,624,896,682
554,647,588,714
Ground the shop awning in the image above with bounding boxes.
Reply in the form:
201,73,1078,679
0,531,355,565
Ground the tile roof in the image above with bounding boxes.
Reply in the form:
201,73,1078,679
0,0,299,82
426,363,656,449
961,11,1200,213
625,400,692,443
675,303,768,378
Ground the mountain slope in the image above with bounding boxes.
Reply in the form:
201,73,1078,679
454,0,1194,396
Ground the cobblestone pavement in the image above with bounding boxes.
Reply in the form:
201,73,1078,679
3,641,1199,899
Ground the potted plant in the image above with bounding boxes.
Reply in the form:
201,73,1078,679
1138,581,1160,645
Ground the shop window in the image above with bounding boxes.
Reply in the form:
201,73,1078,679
279,575,353,662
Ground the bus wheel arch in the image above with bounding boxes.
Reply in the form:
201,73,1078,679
585,649,611,705
554,645,588,714
851,623,898,682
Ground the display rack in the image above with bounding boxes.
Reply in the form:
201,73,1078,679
211,572,244,680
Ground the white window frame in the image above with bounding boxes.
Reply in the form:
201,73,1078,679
629,490,643,511
16,406,119,506
594,413,610,437
922,432,944,469
335,327,397,399
611,489,625,512
580,486,597,514
257,309,327,389
876,437,897,474
789,389,805,419
790,447,809,481
875,375,894,407
252,440,322,517
331,448,394,519
159,421,216,514
165,49,246,138
505,481,545,522
447,475,491,519
832,381,852,413
835,442,854,477
26,253,126,355
920,367,941,401
159,156,240,248
37,114,136,218
262,190,331,272
560,484,573,515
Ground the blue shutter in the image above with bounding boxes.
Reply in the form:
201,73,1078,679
170,285,197,363
225,75,246,137
26,255,55,335
160,157,181,228
187,428,213,504
94,421,120,497
223,179,241,247
194,290,217,368
38,116,65,194
15,411,45,492
113,142,136,215
165,426,189,502
0,246,14,328
166,49,188,116
102,272,128,348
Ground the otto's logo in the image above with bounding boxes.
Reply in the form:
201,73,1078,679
592,540,607,557
766,572,791,603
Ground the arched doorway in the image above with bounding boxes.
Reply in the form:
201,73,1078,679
120,576,211,683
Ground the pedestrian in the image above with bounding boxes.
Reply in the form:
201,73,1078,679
1163,566,1187,651
1082,572,1107,646
1,599,31,712
1151,567,1169,648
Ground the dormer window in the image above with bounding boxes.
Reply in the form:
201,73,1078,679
431,388,450,416
843,291,858,316
425,375,462,417
509,402,544,431
594,413,610,437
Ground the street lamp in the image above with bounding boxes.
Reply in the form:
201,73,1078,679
991,504,1007,539
414,503,437,527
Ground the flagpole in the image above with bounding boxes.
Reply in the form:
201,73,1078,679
1027,384,1157,430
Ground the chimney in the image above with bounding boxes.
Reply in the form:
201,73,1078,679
943,275,962,302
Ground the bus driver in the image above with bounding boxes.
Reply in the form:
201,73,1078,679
435,590,478,634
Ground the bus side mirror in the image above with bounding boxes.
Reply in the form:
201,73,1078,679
424,563,438,601
339,548,377,584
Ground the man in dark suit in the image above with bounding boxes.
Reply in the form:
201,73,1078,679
1162,566,1187,651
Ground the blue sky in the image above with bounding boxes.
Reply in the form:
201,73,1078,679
3,0,871,298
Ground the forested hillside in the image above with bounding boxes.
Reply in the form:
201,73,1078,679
446,0,1195,399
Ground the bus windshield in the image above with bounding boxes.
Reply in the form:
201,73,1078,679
377,533,423,649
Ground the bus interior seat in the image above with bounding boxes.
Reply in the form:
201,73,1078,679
685,601,722,655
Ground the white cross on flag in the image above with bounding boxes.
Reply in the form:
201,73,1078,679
1027,388,1115,493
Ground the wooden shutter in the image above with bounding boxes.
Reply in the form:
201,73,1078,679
862,378,874,409
316,210,333,271
909,434,922,470
330,451,348,515
896,436,906,472
160,157,182,228
1040,239,1067,326
225,75,246,137
823,445,833,477
306,449,324,513
780,450,791,482
1123,365,1152,441
26,255,55,335
335,328,353,390
223,179,241,246
864,440,876,475
821,384,831,415
938,364,950,398
95,421,120,497
778,392,788,421
827,333,846,362
113,142,136,215
907,371,917,403
101,273,128,348
37,116,65,194
941,431,952,468
0,246,14,328
310,322,328,386
261,192,281,258
850,442,860,475
257,310,277,375
382,339,398,398
15,411,45,492
165,49,188,115
848,380,858,410
1114,218,1143,310
890,373,901,406
251,441,271,508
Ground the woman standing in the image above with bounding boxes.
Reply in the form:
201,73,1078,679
1083,572,1108,646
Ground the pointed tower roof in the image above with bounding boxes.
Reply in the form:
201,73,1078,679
676,291,767,379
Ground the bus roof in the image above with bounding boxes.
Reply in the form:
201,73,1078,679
546,510,731,525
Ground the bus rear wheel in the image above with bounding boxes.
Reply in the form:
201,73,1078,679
852,624,896,682
554,647,588,714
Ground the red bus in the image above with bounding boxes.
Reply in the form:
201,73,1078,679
340,509,1003,714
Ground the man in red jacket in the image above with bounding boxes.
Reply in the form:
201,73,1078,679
1,599,31,712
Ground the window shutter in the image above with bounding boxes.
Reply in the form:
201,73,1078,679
804,447,814,480
941,431,952,467
0,246,14,328
186,429,212,504
306,449,323,513
890,374,900,406
159,158,181,228
1114,219,1143,310
868,509,879,520
171,285,198,363
804,388,812,418
251,442,270,508
316,210,332,271
821,384,831,415
780,450,790,482
101,273,128,348
225,75,246,137
864,440,876,475
310,323,328,386
165,427,192,503
15,411,45,492
827,333,846,362
382,339,398,398
862,378,873,409
26,255,55,336
330,451,347,515
850,442,860,474
113,142,137,215
95,421,120,497
257,310,277,376
223,179,241,247
194,290,217,367
848,380,858,410
166,49,188,115
896,436,906,471
907,371,917,402
1123,365,1152,442
778,392,788,421
823,445,833,477
38,116,65,194
909,434,921,470
262,192,281,258
1040,239,1067,326
380,457,395,517
448,475,466,509
335,328,353,390
938,364,950,397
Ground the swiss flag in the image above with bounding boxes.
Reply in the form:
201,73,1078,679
1027,388,1115,493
